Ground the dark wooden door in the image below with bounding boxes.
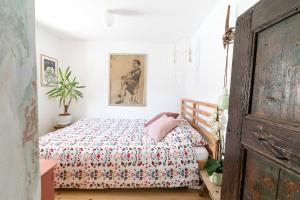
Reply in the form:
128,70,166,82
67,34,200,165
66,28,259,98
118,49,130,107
222,0,300,199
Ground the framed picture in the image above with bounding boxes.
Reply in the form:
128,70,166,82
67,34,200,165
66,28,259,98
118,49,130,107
109,54,146,106
40,54,58,86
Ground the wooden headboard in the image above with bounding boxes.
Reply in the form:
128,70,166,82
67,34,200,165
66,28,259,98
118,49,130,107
181,98,220,159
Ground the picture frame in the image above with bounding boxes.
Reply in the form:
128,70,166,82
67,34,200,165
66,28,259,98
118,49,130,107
109,54,147,106
40,54,58,87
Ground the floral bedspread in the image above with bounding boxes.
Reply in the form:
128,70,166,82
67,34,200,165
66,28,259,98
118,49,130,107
39,118,200,189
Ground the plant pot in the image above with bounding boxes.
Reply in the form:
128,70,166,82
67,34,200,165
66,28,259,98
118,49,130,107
57,113,72,125
209,172,223,186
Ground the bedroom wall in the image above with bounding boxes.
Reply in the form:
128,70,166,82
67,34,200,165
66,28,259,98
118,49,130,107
60,41,184,122
36,29,184,135
36,26,63,135
185,0,259,103
0,0,40,199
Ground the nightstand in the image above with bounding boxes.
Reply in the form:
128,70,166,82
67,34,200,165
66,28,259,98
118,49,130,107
54,123,72,131
199,170,221,200
40,159,57,200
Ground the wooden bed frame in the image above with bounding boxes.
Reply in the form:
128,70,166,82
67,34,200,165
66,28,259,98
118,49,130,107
181,98,220,159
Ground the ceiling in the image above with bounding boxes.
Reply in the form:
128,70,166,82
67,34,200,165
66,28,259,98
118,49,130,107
35,0,219,43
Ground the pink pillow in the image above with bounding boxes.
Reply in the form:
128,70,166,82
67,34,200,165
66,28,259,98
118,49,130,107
145,112,179,127
145,115,181,142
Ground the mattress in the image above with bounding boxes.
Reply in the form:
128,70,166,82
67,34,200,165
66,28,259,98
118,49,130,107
39,118,206,189
193,146,209,161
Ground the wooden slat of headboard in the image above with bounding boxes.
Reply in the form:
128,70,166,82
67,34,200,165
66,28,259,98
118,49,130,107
182,98,217,109
182,104,211,117
181,98,220,159
182,110,211,129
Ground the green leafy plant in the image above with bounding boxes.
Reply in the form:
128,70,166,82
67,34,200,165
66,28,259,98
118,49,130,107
47,67,85,114
204,158,224,176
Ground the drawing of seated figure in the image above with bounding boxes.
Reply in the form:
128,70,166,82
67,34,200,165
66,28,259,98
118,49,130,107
115,59,142,104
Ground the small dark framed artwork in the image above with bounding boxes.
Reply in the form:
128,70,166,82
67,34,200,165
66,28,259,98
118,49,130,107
40,54,58,86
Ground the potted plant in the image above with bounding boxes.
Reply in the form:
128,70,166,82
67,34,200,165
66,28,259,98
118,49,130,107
204,107,226,185
204,157,224,186
47,67,85,125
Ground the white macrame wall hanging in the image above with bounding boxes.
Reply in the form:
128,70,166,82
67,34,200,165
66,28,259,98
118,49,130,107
173,37,202,85
173,37,192,85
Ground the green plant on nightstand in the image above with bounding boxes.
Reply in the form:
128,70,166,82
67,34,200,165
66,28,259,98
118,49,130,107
204,157,224,186
47,67,85,125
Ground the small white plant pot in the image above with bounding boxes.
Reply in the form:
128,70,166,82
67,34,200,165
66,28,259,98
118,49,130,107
57,114,72,125
209,172,223,186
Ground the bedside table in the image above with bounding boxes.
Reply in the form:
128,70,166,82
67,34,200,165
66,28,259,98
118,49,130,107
40,159,57,200
199,170,221,200
54,123,72,131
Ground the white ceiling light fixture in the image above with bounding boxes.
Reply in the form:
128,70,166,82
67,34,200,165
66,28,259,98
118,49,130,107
104,9,114,28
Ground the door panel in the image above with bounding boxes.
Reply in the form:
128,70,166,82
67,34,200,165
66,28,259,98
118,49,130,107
251,12,300,123
222,0,300,199
241,116,300,174
246,8,300,199
242,151,279,200
277,169,300,200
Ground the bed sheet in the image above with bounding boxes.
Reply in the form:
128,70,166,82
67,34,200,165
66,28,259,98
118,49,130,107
39,118,202,189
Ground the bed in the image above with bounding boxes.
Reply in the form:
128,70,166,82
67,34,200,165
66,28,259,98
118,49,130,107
39,99,219,189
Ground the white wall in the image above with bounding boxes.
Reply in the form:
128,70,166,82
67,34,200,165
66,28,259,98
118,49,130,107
185,0,259,103
36,29,184,134
36,26,63,135
61,41,184,121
